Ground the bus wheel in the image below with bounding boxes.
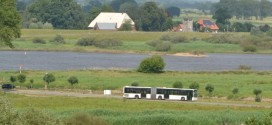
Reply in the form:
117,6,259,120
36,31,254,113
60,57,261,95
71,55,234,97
181,97,185,101
158,96,162,100
135,95,139,99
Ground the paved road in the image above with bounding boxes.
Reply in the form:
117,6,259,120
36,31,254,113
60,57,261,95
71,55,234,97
5,89,272,109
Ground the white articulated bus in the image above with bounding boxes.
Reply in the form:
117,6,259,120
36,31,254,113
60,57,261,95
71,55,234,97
123,86,197,101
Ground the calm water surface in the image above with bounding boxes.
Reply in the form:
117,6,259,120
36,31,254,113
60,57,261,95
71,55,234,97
0,51,271,71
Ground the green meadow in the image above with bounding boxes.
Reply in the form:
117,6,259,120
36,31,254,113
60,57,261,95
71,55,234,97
1,70,272,99
0,29,248,53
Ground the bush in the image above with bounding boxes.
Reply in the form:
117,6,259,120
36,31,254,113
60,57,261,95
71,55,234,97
62,112,108,125
250,27,263,36
0,98,20,125
232,88,239,95
131,82,139,86
19,108,57,125
205,33,243,44
255,95,262,102
155,41,172,52
28,23,39,29
253,89,262,96
50,34,65,44
146,40,163,47
33,38,46,44
170,35,188,43
94,38,123,48
238,65,251,70
43,22,53,29
259,24,270,32
189,82,199,89
68,76,79,86
160,34,172,41
205,84,214,96
77,37,96,46
172,81,183,88
10,76,17,83
37,21,43,29
242,45,257,52
137,55,165,73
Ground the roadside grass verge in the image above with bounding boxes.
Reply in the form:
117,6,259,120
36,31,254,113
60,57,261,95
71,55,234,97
1,70,272,98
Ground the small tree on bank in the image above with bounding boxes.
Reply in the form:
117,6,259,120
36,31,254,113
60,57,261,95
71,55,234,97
137,55,165,73
17,74,26,88
43,73,55,89
253,89,262,102
189,82,199,89
68,76,79,87
172,81,183,88
10,76,17,83
205,84,214,97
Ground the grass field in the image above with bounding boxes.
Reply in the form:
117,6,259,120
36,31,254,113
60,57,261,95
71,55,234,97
1,70,272,99
0,93,270,125
0,29,253,54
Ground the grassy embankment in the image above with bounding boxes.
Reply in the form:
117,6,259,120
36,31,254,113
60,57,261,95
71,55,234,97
1,70,272,99
0,29,246,53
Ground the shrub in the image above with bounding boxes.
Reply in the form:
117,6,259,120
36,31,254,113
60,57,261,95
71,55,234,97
119,21,132,31
255,95,262,102
28,23,39,29
259,24,270,32
205,84,214,96
242,45,257,52
205,33,243,44
137,55,165,73
131,82,139,86
50,34,65,44
37,21,43,29
17,74,26,84
43,22,53,29
76,37,96,46
238,65,251,70
160,34,172,41
33,38,46,44
10,76,17,83
146,40,162,47
43,73,55,89
62,112,108,125
170,35,188,43
68,76,79,86
253,89,262,96
0,98,20,124
232,88,239,95
172,81,183,88
189,82,199,89
19,108,57,125
94,38,123,48
155,41,172,52
250,27,263,36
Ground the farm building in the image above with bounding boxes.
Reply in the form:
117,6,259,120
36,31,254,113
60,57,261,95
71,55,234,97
197,19,219,33
172,18,193,32
88,12,135,30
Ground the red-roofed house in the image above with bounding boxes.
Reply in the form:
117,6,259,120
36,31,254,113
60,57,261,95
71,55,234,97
198,19,219,33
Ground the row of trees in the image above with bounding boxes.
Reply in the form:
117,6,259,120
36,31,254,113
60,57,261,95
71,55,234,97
9,73,78,89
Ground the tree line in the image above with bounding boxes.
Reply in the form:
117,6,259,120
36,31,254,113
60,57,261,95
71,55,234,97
16,0,177,31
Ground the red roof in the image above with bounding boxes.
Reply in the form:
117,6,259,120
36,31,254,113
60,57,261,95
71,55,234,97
198,19,219,30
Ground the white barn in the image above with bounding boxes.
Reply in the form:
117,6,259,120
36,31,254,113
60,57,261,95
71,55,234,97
88,12,135,30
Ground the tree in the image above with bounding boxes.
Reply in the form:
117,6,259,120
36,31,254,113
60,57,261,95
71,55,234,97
189,82,199,89
67,76,79,86
172,81,183,88
27,0,86,29
253,88,262,102
205,84,214,96
137,55,165,73
43,73,55,89
166,6,180,17
232,88,239,95
10,76,17,83
138,2,172,31
110,0,137,11
29,79,34,88
17,74,26,88
0,0,21,48
119,21,132,31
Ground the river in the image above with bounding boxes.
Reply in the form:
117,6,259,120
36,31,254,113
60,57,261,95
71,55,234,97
0,51,271,71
